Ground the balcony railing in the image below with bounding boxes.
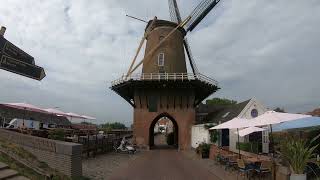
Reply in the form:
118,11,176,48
111,73,218,87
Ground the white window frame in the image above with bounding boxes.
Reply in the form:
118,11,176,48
158,53,164,66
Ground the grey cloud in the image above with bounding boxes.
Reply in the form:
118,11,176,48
0,0,319,125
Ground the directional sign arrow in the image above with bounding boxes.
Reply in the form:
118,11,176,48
0,54,46,81
0,36,35,65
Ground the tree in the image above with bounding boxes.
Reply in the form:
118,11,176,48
101,122,126,130
206,98,237,105
80,121,94,125
274,107,286,113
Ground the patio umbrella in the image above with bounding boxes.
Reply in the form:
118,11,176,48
249,111,312,180
210,117,249,130
1,103,47,113
81,115,96,120
43,108,69,116
66,112,84,119
43,108,72,125
248,111,312,128
272,116,320,132
1,103,48,127
235,126,266,137
210,118,248,158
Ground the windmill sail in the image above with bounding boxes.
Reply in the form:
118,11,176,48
183,39,199,74
186,0,221,32
168,0,199,75
168,0,182,23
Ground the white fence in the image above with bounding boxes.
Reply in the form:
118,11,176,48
111,73,218,87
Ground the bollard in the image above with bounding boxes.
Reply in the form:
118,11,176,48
0,26,6,36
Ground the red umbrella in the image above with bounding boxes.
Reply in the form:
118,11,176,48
1,102,48,127
81,115,96,120
66,112,83,118
1,103,47,113
43,108,69,116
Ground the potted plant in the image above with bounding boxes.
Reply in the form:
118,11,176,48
196,142,211,158
280,137,319,180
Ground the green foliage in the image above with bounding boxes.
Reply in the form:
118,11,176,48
206,98,237,105
0,139,36,159
48,129,65,141
101,122,126,130
196,142,211,154
307,129,320,154
237,142,261,154
80,121,94,125
209,129,219,143
280,137,318,174
0,152,44,180
166,132,174,145
204,124,214,129
274,107,286,113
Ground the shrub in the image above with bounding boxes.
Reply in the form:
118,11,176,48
236,142,261,153
196,142,211,154
48,129,65,141
166,132,174,145
280,137,318,174
210,130,219,143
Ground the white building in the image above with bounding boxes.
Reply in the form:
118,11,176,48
191,123,215,148
192,98,269,153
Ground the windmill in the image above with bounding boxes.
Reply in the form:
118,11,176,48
126,0,221,76
110,0,220,150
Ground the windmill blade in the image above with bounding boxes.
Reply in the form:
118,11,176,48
168,0,182,23
168,0,199,75
186,0,221,32
184,39,199,75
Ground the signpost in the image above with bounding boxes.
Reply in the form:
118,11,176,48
0,54,45,80
0,26,46,81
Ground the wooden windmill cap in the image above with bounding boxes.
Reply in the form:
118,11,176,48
145,19,186,36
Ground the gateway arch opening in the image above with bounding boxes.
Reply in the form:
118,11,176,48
149,114,178,149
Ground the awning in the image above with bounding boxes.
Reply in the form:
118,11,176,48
235,126,266,137
209,117,248,130
272,117,320,132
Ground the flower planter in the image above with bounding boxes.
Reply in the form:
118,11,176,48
201,151,209,159
290,174,306,180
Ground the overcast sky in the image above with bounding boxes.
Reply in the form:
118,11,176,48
0,0,319,125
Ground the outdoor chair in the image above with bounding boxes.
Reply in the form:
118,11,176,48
225,156,238,171
237,159,253,180
254,161,272,180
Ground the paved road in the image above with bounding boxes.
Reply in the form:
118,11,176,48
108,149,221,180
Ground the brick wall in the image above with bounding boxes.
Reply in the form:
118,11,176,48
0,129,82,177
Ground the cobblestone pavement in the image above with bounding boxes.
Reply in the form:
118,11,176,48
82,152,142,180
83,146,243,180
154,133,166,145
108,149,221,180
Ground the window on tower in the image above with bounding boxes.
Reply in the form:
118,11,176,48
158,53,164,66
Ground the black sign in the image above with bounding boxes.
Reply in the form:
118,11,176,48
0,54,45,80
0,36,34,65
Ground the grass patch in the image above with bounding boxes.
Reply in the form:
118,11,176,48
0,138,91,180
0,152,44,180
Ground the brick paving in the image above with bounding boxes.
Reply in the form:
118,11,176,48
83,148,275,180
108,149,221,180
82,152,142,180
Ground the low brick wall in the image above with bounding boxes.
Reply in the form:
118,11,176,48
0,129,82,177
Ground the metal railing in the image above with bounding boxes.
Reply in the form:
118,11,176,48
111,73,218,87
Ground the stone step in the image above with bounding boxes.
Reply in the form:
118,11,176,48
6,176,30,180
0,169,18,180
0,162,8,170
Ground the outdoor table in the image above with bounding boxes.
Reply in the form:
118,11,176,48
245,157,261,164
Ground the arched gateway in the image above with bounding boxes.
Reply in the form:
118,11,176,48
149,113,178,149
110,19,219,150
